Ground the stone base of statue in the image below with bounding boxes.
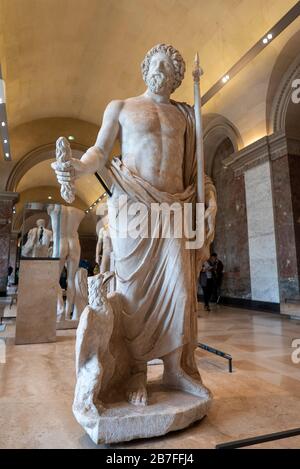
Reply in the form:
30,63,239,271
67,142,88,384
73,273,211,445
56,318,79,330
84,383,210,445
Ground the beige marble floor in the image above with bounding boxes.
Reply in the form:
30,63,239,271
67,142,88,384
0,305,300,449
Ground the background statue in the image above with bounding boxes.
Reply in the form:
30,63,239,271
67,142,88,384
48,204,85,320
22,218,52,258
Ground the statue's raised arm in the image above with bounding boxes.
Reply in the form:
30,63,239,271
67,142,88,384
51,100,123,203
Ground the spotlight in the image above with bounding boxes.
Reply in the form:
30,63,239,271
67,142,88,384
222,75,230,84
263,37,268,44
267,33,273,40
48,196,52,200
1,121,5,127
3,139,7,143
68,135,75,141
5,152,9,158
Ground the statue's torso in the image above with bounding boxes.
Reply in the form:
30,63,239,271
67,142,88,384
59,206,84,240
119,96,186,193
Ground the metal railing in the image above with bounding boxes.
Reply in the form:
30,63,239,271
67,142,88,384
198,342,233,373
216,427,300,449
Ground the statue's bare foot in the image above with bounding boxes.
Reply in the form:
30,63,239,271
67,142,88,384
127,372,148,406
163,369,212,400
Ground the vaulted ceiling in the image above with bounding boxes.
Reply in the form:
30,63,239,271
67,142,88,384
0,0,299,227
0,0,297,129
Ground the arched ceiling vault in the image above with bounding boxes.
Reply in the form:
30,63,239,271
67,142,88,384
0,0,297,129
0,0,299,200
16,159,103,208
266,29,300,134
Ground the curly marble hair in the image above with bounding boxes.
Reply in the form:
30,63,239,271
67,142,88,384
141,44,186,93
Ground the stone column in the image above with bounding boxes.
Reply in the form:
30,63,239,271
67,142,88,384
212,138,251,299
269,132,300,300
224,131,300,309
9,231,19,284
224,136,280,307
0,192,19,296
244,161,279,303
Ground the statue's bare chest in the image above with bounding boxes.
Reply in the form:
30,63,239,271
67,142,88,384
120,100,186,138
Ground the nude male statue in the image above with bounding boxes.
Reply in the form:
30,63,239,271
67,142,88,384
48,204,85,319
53,44,217,406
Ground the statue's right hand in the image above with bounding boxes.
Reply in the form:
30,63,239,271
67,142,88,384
51,158,86,185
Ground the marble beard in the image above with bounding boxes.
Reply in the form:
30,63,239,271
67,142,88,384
52,43,217,444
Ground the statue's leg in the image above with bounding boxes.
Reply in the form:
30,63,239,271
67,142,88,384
162,347,212,399
126,360,148,406
65,258,79,320
100,253,110,274
57,253,67,320
65,239,81,319
57,288,65,320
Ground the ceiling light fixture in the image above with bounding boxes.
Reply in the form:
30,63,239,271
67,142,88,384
3,139,8,143
48,196,52,200
68,135,75,141
1,121,5,127
222,74,230,84
84,192,108,214
263,33,273,45
5,152,9,158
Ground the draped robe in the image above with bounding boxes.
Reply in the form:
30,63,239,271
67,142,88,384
107,101,215,377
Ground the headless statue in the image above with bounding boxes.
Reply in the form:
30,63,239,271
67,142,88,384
48,204,85,319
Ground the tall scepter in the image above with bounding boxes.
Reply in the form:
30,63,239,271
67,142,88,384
192,52,204,204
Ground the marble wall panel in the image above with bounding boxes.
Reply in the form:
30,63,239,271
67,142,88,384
212,138,251,299
288,154,300,289
245,161,280,303
0,199,13,295
0,235,10,293
271,155,299,299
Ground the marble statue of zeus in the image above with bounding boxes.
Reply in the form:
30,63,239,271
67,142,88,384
53,44,216,406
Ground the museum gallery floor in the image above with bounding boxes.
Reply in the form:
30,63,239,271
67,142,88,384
0,305,300,449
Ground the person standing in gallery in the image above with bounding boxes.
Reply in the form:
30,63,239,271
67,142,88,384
210,252,224,303
199,260,214,311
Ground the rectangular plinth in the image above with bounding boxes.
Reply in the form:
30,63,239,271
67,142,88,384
15,260,59,344
281,301,300,320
